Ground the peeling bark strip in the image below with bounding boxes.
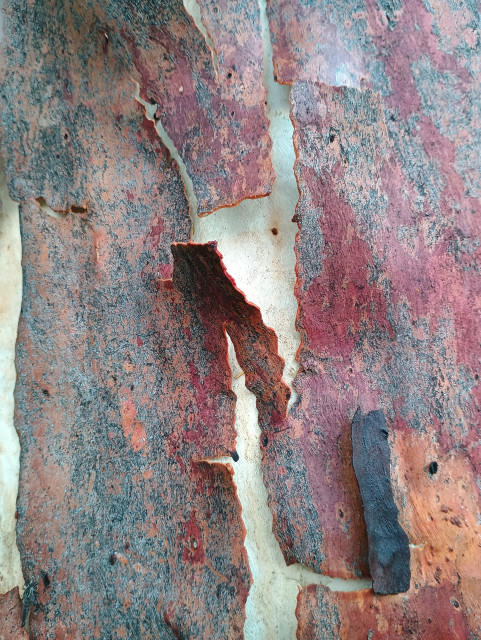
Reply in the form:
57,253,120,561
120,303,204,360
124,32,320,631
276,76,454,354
172,242,290,433
351,409,410,595
0,0,273,216
0,0,253,627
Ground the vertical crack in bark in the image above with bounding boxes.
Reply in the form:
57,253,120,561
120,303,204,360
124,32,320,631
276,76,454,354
135,83,199,224
175,243,372,639
0,158,24,596
183,0,219,73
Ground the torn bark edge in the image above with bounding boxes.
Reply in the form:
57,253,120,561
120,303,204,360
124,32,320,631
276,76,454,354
171,241,290,433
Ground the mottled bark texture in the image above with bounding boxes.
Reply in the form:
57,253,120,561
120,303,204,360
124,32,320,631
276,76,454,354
0,0,273,216
351,409,410,595
296,584,471,640
263,1,481,631
0,0,281,634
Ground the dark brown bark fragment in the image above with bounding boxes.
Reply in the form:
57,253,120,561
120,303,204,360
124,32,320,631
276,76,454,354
351,408,410,595
172,242,290,434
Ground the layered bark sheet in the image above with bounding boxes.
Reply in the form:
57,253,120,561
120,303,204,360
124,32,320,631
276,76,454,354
0,0,273,216
0,1,261,634
11,200,253,637
268,76,481,634
172,242,290,434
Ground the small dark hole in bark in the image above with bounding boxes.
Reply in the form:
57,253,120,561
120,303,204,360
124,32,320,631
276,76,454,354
329,133,336,142
453,600,459,608
109,553,117,565
130,384,134,391
428,461,438,476
64,133,68,140
262,435,268,447
70,205,87,213
227,72,232,79
231,111,235,116
213,6,218,11
56,153,60,158
338,509,344,518
271,227,278,235
231,450,239,462
475,374,479,380
42,388,50,397
42,573,51,589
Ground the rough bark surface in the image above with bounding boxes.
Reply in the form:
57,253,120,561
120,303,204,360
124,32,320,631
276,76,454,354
273,70,481,640
0,0,273,216
296,583,471,640
351,408,410,595
10,187,254,637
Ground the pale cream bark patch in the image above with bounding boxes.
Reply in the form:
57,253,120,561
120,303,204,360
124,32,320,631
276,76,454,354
0,158,24,594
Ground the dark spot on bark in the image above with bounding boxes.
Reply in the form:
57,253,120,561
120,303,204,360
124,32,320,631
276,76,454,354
109,553,117,565
262,435,268,447
124,541,130,550
338,509,344,518
42,572,51,589
428,461,438,476
102,30,109,54
42,388,50,397
231,111,235,116
231,450,239,462
70,205,87,213
271,227,278,235
453,600,459,608
227,72,232,79
130,384,134,391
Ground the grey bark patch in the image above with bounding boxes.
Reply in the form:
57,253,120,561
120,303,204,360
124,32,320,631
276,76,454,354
351,408,411,595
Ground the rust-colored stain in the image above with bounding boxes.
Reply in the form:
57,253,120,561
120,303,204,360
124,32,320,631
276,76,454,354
296,581,471,639
0,0,273,216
